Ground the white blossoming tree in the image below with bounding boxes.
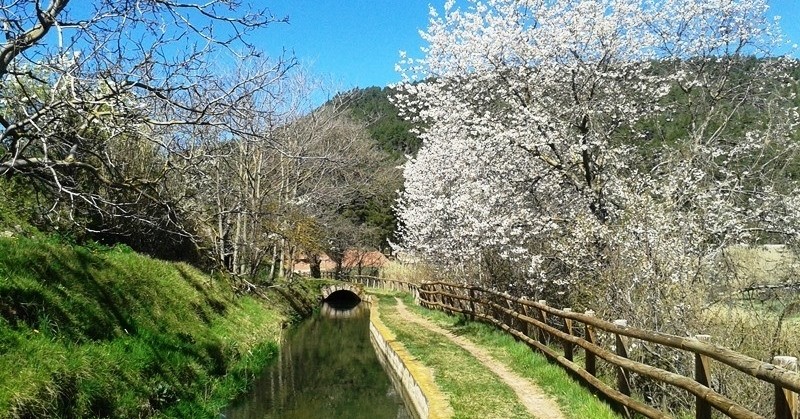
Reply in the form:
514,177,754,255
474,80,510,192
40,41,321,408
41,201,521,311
395,0,800,330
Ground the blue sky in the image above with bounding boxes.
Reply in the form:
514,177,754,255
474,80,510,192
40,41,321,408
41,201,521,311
260,1,432,89
258,1,800,92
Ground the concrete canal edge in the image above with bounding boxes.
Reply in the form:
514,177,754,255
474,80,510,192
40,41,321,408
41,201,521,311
368,297,454,419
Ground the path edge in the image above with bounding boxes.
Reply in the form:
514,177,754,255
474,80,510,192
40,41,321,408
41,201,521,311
369,296,454,419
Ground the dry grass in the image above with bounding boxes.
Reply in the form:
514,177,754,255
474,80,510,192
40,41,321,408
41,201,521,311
721,245,799,289
680,246,800,417
380,260,441,284
705,246,800,359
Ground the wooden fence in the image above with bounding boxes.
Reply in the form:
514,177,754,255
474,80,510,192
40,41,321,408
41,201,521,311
320,271,341,280
411,281,800,419
320,269,380,280
348,275,420,302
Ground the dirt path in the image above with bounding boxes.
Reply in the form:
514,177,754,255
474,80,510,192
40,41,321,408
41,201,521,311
393,298,566,419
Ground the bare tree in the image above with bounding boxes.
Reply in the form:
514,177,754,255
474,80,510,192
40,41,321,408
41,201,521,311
175,69,390,281
0,0,291,234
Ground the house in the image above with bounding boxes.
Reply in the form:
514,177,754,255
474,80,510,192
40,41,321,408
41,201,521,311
293,250,389,274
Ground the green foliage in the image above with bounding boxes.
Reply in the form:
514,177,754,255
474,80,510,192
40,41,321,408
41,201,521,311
0,179,38,234
0,236,295,418
338,190,399,252
339,86,421,158
324,86,422,251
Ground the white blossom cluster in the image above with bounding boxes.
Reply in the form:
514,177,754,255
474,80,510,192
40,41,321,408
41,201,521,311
394,0,800,315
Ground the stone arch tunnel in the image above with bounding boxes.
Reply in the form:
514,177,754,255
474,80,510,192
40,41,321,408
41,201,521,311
321,283,364,308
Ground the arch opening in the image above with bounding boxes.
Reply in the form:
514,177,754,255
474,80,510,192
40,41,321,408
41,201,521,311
324,289,362,310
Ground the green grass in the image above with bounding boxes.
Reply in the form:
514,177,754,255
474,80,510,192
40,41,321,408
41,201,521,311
382,293,619,419
378,297,533,419
0,235,309,418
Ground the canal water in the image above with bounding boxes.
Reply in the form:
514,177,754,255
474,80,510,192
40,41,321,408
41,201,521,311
221,301,411,419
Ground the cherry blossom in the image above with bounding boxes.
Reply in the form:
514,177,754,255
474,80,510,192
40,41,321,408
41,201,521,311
394,0,800,327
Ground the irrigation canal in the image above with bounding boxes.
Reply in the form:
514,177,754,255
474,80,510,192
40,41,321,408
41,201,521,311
221,299,412,419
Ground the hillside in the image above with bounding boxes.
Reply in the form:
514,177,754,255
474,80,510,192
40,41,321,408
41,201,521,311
340,86,421,158
315,86,423,253
0,235,316,418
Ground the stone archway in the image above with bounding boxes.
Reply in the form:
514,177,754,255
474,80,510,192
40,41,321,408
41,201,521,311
321,283,364,302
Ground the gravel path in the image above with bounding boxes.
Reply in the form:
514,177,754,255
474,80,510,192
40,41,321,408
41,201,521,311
393,298,566,419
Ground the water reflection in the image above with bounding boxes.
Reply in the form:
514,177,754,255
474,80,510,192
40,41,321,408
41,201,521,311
222,301,410,419
321,300,369,319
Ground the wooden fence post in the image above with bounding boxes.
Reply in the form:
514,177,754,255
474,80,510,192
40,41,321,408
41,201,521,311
513,298,524,333
458,287,468,313
424,285,430,308
487,292,496,322
538,300,549,345
563,308,574,361
521,299,533,338
507,294,517,328
444,285,453,312
774,356,799,419
485,291,492,320
468,288,477,321
506,295,518,331
445,285,454,314
584,309,597,376
614,319,632,418
694,334,712,419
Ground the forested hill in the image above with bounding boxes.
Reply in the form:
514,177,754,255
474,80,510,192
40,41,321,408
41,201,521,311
316,86,421,254
335,86,421,158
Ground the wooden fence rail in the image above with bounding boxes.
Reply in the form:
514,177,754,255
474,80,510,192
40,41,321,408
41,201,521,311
348,275,420,302
414,281,800,419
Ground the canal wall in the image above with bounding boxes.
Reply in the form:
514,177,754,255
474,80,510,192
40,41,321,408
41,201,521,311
368,297,453,419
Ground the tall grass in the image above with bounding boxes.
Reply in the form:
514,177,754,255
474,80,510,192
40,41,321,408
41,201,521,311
380,260,442,284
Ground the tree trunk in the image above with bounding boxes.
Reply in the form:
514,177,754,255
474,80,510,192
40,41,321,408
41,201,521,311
270,243,279,281
310,253,321,278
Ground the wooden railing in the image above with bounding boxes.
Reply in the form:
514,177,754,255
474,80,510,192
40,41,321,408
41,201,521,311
348,275,420,302
414,281,800,419
320,271,345,280
320,269,380,280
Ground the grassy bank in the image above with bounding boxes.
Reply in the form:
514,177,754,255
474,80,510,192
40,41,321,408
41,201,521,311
376,296,533,418
0,235,313,418
400,295,619,419
373,290,619,419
